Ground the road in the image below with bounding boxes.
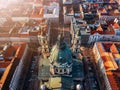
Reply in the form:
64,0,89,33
22,55,39,90
49,0,71,46
80,46,100,90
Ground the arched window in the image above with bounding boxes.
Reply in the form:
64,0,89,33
60,69,62,73
55,68,58,73
64,69,67,73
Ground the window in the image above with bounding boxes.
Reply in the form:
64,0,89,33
64,69,67,73
60,69,62,73
55,68,58,73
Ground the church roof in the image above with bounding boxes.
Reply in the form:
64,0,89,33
72,59,84,79
38,58,50,79
49,34,72,65
49,77,74,89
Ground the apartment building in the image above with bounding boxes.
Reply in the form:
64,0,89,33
93,42,120,90
44,2,59,23
71,17,90,45
0,42,32,90
88,20,120,44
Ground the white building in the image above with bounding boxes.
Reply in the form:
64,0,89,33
71,17,90,45
88,33,120,45
44,2,59,23
63,6,74,24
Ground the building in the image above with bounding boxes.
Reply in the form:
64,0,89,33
0,19,24,37
63,3,84,24
11,5,31,22
94,2,120,20
44,2,59,23
49,34,73,76
38,34,84,89
62,0,73,24
71,17,90,45
18,19,50,49
0,42,32,90
63,5,74,24
88,20,120,44
30,6,44,20
0,18,50,45
93,42,120,90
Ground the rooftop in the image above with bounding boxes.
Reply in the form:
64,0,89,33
44,2,59,18
11,6,31,17
0,20,24,36
38,58,50,79
95,42,120,90
30,6,44,19
49,34,72,66
63,6,74,16
72,17,90,35
0,42,26,89
97,42,120,68
89,20,120,35
19,19,48,36
38,56,84,89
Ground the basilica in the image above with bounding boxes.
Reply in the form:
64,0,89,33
38,34,84,89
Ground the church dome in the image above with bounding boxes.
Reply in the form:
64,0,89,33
49,34,72,66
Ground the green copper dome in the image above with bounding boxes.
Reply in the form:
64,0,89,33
49,34,72,65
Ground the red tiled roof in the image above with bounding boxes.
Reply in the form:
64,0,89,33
96,26,103,31
0,62,10,68
15,43,26,59
113,54,120,58
110,44,119,54
95,42,120,90
98,8,107,13
30,7,44,18
5,46,18,58
113,23,120,29
90,24,115,35
106,25,115,35
97,42,104,55
0,43,27,88
107,71,119,90
101,53,117,71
